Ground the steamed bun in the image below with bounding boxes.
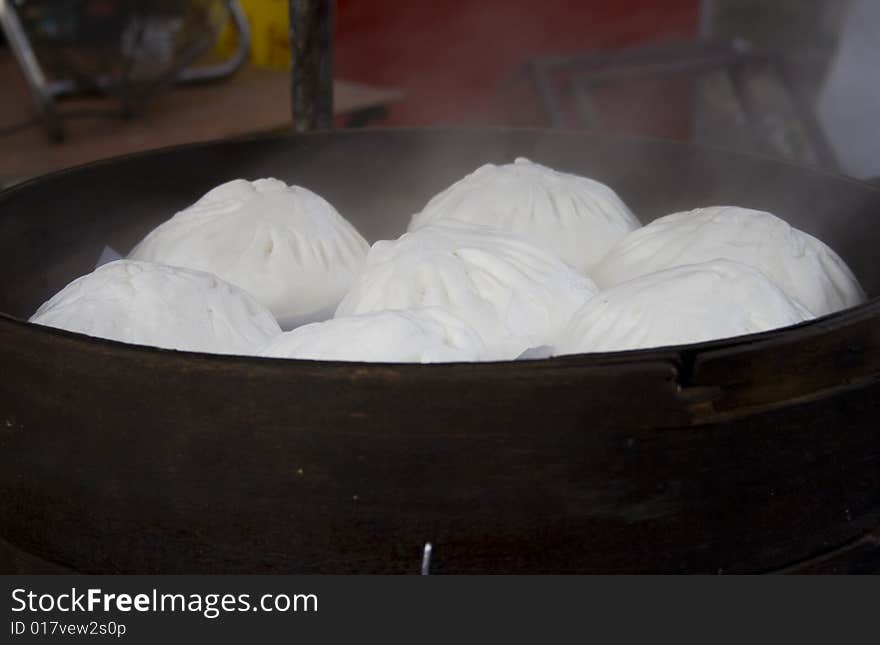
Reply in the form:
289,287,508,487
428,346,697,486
129,178,370,328
408,158,639,273
30,260,281,355
591,206,865,316
336,222,598,359
260,308,488,363
555,260,814,354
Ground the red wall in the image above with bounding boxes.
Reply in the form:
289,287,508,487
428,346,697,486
335,0,700,127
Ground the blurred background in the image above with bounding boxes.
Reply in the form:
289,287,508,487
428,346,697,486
1,0,878,187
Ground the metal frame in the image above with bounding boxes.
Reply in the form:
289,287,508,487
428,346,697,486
0,0,251,140
528,39,839,171
0,0,62,138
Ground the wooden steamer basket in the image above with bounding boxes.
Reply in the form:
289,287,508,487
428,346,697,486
0,128,878,573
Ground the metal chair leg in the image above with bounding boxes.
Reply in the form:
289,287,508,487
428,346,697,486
0,0,63,140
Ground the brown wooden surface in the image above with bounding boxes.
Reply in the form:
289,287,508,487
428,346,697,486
0,50,402,183
687,309,880,421
776,524,880,574
0,535,72,574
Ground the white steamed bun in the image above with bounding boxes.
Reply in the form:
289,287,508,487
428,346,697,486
555,260,814,354
591,206,864,316
259,308,488,363
30,260,281,355
407,157,639,273
336,221,598,359
129,178,370,328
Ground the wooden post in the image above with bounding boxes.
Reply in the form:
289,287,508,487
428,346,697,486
289,0,334,131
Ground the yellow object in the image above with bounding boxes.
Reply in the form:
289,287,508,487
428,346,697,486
215,0,291,70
